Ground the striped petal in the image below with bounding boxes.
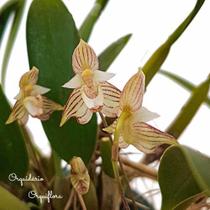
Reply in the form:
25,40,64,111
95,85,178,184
62,74,82,89
81,85,103,112
124,122,176,153
60,88,93,126
100,82,121,117
6,100,28,125
38,96,63,121
41,96,63,112
19,66,39,88
94,70,115,82
120,71,145,112
24,96,63,120
72,39,99,73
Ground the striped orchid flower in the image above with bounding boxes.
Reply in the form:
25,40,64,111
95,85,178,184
105,70,176,154
70,157,90,195
6,67,63,125
60,39,121,126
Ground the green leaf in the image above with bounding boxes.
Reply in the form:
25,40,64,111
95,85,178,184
142,0,205,87
0,185,29,210
159,145,210,210
0,85,28,181
27,0,97,164
100,137,115,177
160,70,210,107
0,0,18,44
98,34,132,71
1,0,25,87
166,76,210,138
79,0,109,41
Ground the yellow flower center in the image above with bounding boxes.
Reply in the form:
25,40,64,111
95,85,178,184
22,84,33,97
122,106,132,114
81,68,94,88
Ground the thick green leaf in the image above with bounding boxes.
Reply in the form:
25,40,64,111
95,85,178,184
0,85,28,181
99,34,132,71
1,0,25,86
0,185,29,210
27,0,97,164
79,0,109,41
0,0,18,44
160,70,210,107
166,76,210,138
142,0,205,87
159,145,210,210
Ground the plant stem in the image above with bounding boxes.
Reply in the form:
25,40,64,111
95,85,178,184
118,158,138,210
77,192,87,210
125,197,150,210
99,112,131,210
64,189,75,210
121,157,158,180
52,150,62,177
21,126,50,189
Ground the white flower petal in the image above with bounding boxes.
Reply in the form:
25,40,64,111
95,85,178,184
120,71,145,112
62,74,82,89
19,66,39,88
31,85,50,96
72,39,99,73
94,70,115,82
81,86,103,111
134,107,159,123
100,82,121,118
23,96,43,117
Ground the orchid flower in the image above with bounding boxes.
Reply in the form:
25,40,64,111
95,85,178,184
70,157,90,195
60,39,121,126
104,70,176,155
6,67,63,125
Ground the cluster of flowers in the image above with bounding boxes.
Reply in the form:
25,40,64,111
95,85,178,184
6,39,176,194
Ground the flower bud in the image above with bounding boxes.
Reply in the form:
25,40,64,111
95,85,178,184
70,157,90,195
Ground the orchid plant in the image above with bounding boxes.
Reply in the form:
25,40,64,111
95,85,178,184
0,0,210,210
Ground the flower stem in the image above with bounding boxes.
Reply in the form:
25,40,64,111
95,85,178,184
77,192,87,210
64,189,75,210
99,112,132,210
21,126,50,189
